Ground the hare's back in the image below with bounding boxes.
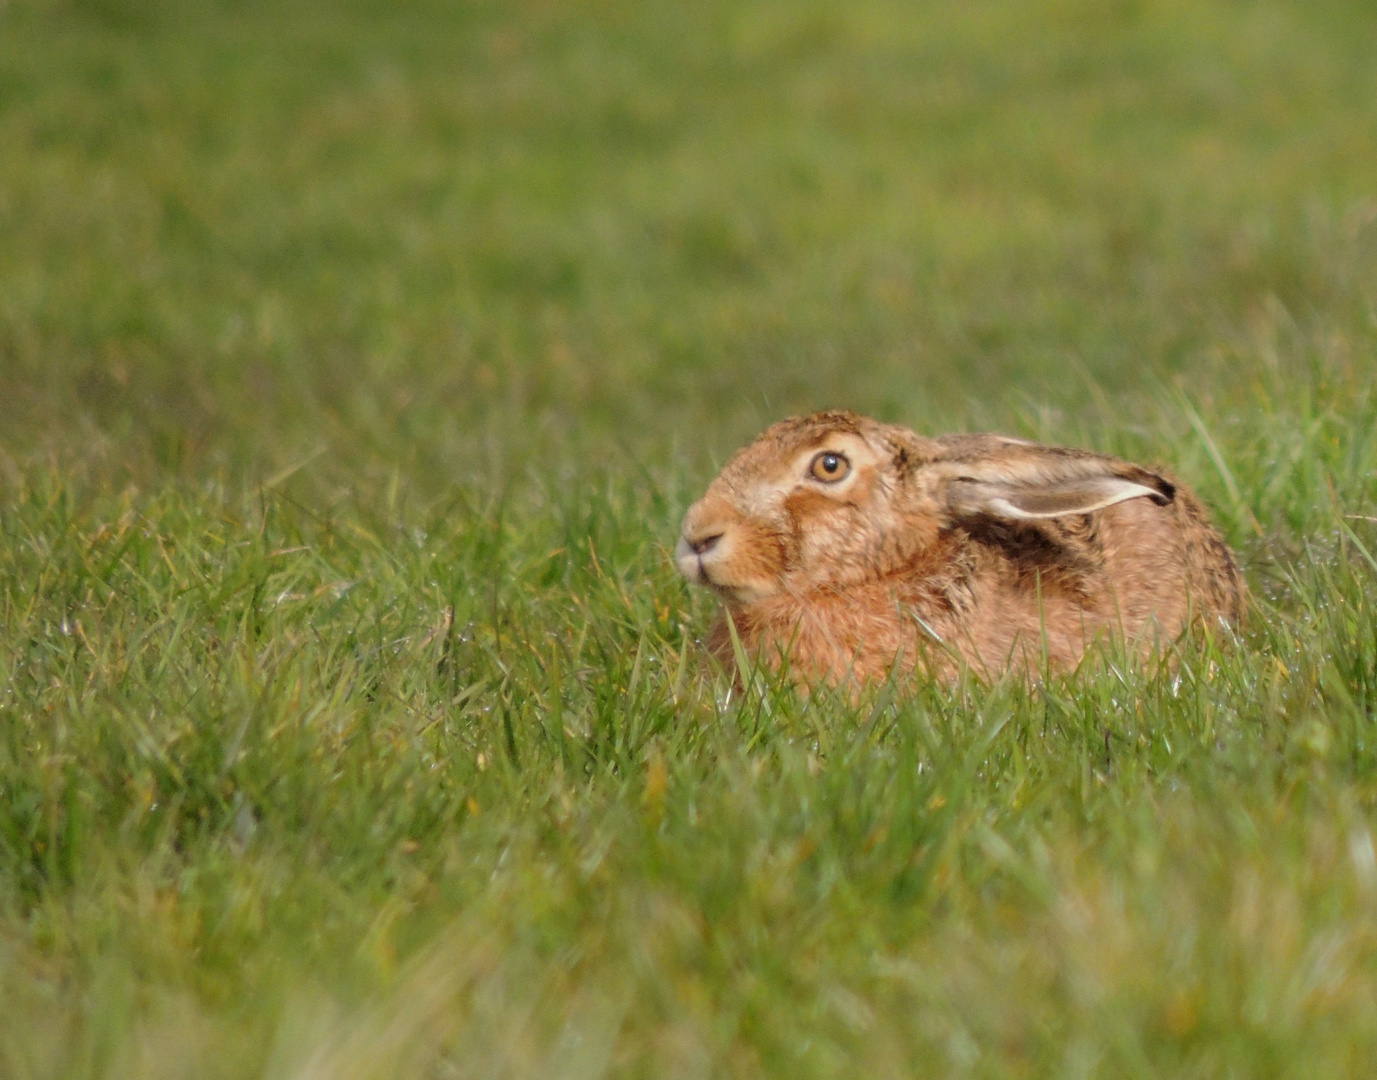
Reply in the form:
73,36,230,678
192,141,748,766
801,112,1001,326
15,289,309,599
1095,487,1244,628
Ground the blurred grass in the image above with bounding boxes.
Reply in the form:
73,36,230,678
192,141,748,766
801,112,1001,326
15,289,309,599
2,0,1377,1076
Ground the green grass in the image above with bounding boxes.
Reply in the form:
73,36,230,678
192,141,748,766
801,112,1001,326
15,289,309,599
2,0,1377,1075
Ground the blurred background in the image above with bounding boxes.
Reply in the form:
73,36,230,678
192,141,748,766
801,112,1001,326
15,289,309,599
3,0,1374,497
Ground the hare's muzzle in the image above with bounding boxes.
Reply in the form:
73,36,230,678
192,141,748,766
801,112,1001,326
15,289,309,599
676,499,737,587
675,526,726,586
675,496,784,602
683,530,723,556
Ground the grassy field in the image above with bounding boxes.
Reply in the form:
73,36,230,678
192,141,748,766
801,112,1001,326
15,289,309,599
2,0,1377,1075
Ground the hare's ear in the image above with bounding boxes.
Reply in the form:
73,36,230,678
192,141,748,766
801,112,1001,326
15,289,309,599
945,472,1173,521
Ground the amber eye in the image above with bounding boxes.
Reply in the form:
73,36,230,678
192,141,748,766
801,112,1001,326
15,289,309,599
808,451,851,483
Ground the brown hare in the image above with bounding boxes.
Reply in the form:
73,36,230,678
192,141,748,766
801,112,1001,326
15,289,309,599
676,411,1245,687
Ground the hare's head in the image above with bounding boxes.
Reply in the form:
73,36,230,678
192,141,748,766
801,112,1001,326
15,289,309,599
676,411,1178,605
675,412,937,603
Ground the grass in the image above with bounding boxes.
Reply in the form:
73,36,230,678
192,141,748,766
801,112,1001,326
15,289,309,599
2,0,1377,1075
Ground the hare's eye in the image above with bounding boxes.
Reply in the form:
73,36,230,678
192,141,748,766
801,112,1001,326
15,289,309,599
808,451,851,483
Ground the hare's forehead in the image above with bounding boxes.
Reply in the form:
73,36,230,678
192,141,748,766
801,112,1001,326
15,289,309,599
717,430,881,494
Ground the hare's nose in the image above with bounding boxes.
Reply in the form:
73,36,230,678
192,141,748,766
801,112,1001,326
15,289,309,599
686,529,724,555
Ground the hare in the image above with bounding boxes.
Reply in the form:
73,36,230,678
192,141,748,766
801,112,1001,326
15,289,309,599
675,411,1245,686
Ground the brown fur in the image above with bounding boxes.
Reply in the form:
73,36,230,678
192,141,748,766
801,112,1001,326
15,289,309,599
675,411,1246,687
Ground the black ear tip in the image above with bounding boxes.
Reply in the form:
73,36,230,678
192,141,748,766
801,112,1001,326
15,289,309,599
1153,479,1177,505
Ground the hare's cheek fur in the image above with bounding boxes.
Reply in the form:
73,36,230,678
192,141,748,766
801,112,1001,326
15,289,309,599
780,466,894,586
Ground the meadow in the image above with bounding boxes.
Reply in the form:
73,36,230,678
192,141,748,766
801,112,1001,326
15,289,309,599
2,0,1377,1075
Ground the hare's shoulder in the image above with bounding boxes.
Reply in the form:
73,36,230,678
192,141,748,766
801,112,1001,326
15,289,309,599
945,513,1106,599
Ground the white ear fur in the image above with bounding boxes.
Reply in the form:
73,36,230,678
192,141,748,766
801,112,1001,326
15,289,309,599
946,474,1170,521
